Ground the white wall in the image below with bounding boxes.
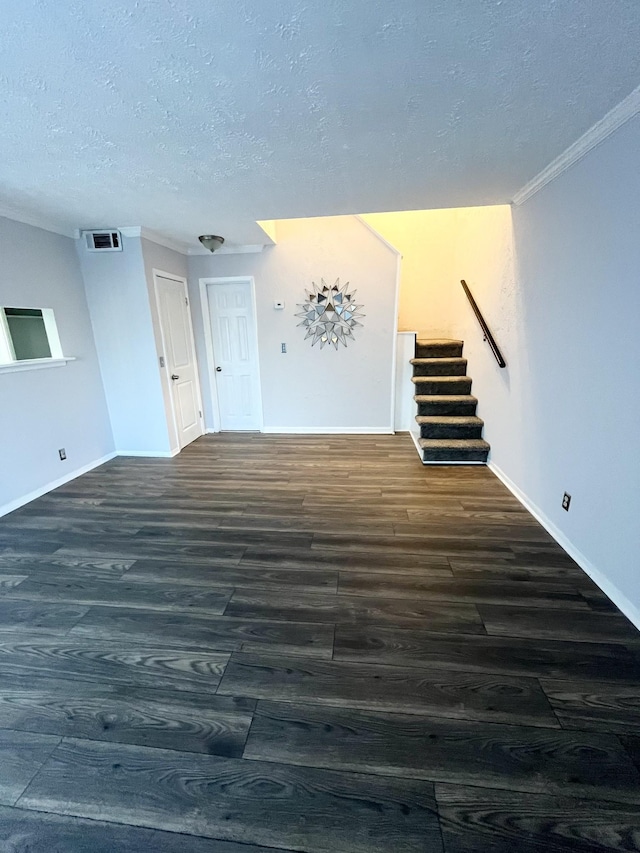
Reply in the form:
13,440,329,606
450,118,640,625
77,236,171,455
0,217,114,514
394,332,417,432
188,216,399,432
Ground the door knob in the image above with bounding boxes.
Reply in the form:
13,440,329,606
171,374,179,380
216,366,222,372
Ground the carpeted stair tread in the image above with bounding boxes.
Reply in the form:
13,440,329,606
414,395,478,404
411,375,473,384
415,339,464,358
416,415,484,439
416,416,483,426
412,376,473,395
418,438,490,463
414,395,478,415
419,438,490,449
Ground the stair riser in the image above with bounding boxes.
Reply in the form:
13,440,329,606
415,343,463,358
412,362,467,376
416,400,478,416
419,423,484,439
413,378,472,395
421,447,489,463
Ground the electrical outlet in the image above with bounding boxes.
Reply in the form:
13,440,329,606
58,448,67,461
562,492,571,511
281,343,287,353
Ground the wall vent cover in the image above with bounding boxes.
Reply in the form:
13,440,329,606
83,230,122,252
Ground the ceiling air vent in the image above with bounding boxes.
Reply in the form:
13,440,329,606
83,230,122,252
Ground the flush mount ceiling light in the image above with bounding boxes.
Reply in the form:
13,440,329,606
198,235,225,252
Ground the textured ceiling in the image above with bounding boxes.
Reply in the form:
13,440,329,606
1,1,639,247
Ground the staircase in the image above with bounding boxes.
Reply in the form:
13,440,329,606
411,339,490,463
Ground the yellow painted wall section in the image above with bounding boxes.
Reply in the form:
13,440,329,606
452,205,515,312
360,209,458,337
256,220,277,243
360,205,514,339
452,205,525,372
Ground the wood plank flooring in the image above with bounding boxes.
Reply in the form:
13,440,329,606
0,433,639,852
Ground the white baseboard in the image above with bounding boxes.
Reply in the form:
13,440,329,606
409,429,422,458
261,426,395,435
0,452,117,518
206,427,394,436
489,461,640,631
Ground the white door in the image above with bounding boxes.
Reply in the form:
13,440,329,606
155,275,204,449
207,280,262,430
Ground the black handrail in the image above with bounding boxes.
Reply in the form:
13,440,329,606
460,280,506,368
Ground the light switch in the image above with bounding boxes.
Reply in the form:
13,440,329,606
274,300,285,310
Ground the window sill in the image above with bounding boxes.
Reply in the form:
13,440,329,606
0,357,76,375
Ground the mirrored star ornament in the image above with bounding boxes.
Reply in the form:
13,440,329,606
296,278,365,350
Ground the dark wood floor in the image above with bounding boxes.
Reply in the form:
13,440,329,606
0,434,639,852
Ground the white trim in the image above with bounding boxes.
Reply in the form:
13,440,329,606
409,428,423,461
188,244,266,256
355,215,402,435
120,227,190,256
355,215,403,257
116,449,179,458
0,357,75,375
261,427,394,435
388,252,402,434
41,309,63,358
0,310,15,363
489,461,640,631
513,85,640,205
199,280,222,433
0,452,117,518
152,269,205,454
0,206,75,238
199,276,265,433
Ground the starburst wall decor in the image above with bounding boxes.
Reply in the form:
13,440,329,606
295,278,365,350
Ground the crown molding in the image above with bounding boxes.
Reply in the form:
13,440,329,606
513,85,640,206
119,228,267,256
187,243,266,255
0,204,76,238
117,226,191,255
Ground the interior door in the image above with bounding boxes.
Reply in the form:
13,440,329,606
207,281,261,430
156,275,203,449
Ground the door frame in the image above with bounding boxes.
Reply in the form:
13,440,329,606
152,269,205,453
199,275,264,433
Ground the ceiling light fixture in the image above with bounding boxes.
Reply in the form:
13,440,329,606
198,234,225,253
